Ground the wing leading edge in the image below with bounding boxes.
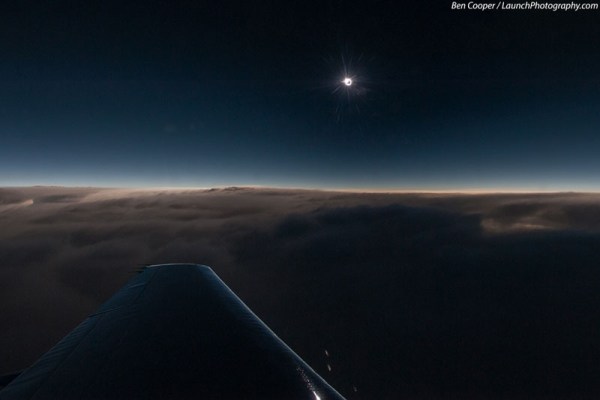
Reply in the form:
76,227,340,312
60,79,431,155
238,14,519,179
0,264,346,400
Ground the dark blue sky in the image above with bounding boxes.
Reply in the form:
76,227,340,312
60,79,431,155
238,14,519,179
2,1,600,189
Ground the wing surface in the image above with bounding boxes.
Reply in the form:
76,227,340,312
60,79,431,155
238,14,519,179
0,264,346,400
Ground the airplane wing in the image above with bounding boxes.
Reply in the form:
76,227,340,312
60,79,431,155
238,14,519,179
0,264,346,399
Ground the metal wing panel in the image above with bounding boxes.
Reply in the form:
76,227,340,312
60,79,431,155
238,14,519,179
0,264,345,400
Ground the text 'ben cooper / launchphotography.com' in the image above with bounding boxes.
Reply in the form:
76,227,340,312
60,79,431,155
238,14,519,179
451,1,599,11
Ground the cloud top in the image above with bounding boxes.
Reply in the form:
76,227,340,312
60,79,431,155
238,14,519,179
2,187,600,398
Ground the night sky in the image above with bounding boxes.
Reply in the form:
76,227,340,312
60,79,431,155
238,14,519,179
4,3,600,400
2,1,600,189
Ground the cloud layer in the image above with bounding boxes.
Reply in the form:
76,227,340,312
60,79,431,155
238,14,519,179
2,187,600,399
